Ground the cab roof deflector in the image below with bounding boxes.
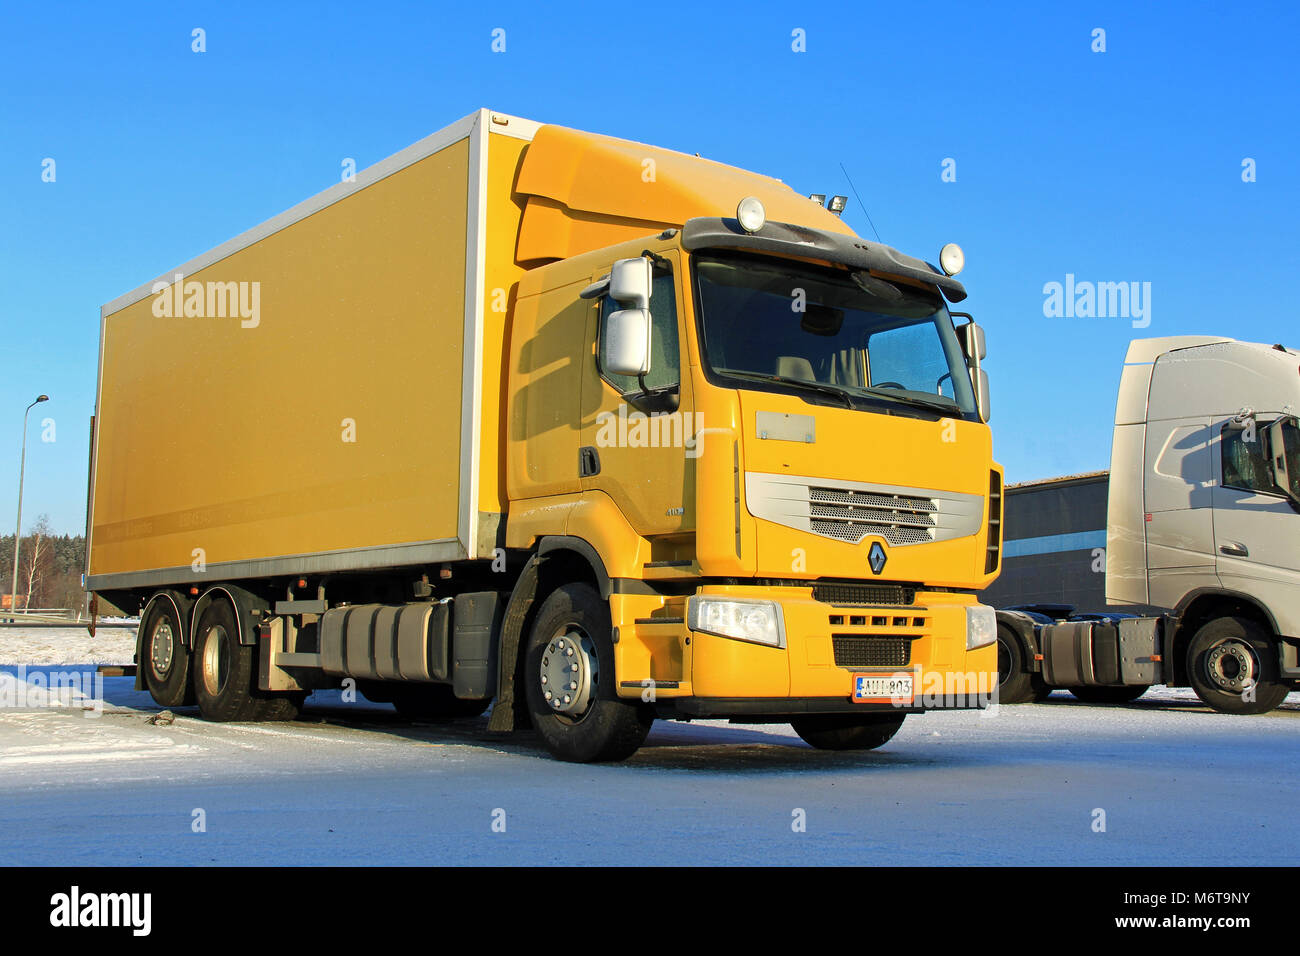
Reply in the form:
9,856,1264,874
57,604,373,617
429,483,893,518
679,217,967,303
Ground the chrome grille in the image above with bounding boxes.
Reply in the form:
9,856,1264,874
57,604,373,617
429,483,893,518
808,486,938,545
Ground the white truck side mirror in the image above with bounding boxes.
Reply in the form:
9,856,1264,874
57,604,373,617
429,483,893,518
1267,416,1298,502
609,257,652,309
604,308,652,377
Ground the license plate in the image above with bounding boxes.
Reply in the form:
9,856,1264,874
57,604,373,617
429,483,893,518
853,673,914,704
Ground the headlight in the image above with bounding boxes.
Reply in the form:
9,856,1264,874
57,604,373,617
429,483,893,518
966,604,997,650
688,596,786,648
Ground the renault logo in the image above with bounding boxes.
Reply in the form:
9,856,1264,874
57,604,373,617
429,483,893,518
868,541,887,575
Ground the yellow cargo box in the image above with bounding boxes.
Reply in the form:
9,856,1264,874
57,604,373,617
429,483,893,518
88,110,539,590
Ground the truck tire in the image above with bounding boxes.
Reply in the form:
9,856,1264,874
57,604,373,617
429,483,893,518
791,714,906,751
1068,685,1147,704
192,599,303,722
523,583,652,762
996,625,1038,704
1186,616,1291,715
141,600,194,708
391,684,490,721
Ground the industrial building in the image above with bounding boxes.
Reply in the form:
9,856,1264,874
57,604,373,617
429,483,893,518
979,471,1146,613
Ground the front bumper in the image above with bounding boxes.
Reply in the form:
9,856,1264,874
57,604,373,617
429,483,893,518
614,584,999,717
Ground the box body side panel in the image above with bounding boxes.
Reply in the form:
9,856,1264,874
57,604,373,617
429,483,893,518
91,138,472,581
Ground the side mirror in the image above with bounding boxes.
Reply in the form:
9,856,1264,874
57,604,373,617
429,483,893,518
955,320,986,362
609,257,652,309
1267,416,1298,501
604,308,652,377
971,367,991,423
954,318,989,422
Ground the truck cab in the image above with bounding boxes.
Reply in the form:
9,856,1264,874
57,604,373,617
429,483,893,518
997,336,1300,714
502,193,1003,758
1108,336,1300,711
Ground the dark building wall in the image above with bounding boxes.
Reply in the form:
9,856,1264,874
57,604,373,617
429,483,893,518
980,474,1111,612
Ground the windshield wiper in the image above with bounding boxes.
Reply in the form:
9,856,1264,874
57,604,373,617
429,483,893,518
860,387,959,415
717,369,855,407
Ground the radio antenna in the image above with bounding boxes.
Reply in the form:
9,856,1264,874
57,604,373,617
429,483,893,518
840,162,882,244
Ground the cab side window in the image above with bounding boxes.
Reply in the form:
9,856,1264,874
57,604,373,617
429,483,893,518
598,268,680,393
1221,423,1276,494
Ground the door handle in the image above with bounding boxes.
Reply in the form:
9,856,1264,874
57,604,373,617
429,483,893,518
1219,542,1249,557
578,446,601,478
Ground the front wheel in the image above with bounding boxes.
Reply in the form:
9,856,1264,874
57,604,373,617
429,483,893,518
791,714,906,751
523,583,652,762
1186,616,1290,715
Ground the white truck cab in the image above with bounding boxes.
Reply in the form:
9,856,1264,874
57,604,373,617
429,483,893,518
997,336,1300,713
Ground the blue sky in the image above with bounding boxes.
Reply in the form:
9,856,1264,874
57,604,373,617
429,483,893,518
2,0,1297,533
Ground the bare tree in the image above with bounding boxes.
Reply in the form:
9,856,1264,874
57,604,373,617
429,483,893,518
19,514,54,610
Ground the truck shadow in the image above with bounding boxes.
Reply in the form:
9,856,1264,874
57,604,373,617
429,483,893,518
1034,693,1300,716
297,699,941,773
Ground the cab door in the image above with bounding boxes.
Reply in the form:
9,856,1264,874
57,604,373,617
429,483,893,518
1212,415,1300,592
579,251,696,537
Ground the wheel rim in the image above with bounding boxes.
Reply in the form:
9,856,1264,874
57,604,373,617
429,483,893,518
201,625,231,698
540,625,597,720
1205,638,1258,694
149,620,176,680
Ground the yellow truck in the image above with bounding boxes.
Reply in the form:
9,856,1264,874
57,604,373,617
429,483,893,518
87,109,1003,761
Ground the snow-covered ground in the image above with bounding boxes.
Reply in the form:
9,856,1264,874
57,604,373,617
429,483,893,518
1,628,1297,865
0,625,137,666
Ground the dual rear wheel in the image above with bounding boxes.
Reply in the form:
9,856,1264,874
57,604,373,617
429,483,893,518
192,599,304,721
142,596,302,721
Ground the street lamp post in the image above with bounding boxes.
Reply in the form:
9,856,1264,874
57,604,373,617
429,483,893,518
11,395,49,616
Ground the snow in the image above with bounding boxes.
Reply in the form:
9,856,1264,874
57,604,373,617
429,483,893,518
1,629,1298,865
0,625,136,666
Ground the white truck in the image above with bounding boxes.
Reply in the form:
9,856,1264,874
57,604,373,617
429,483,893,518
997,336,1300,713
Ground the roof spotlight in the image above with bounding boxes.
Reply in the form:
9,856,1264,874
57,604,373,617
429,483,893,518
809,193,827,206
939,243,965,276
827,195,848,215
736,196,766,233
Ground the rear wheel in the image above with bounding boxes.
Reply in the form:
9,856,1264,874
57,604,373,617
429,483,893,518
1186,616,1290,715
141,599,194,707
996,626,1038,703
1068,685,1147,704
791,714,906,751
192,599,303,722
523,583,652,762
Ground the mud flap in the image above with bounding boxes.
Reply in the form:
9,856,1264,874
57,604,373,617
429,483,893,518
486,555,541,733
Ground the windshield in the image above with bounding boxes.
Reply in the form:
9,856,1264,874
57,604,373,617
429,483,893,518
692,252,977,417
